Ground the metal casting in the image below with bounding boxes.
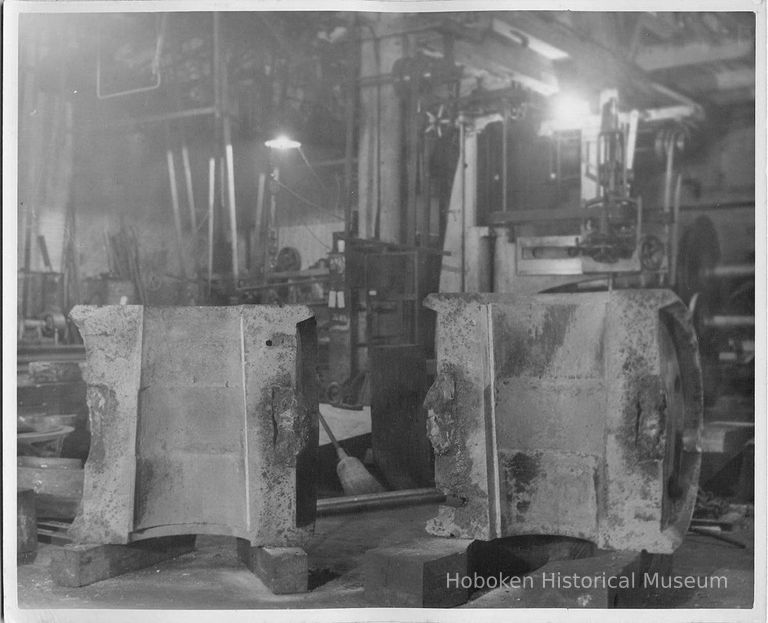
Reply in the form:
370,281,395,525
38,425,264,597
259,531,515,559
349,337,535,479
424,290,703,553
68,305,319,546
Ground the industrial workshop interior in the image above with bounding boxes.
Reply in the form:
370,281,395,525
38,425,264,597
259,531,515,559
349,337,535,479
9,7,760,615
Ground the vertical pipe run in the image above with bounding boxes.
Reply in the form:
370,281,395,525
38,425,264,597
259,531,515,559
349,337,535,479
219,156,227,214
182,143,197,231
213,14,221,117
216,11,239,286
374,37,382,239
208,157,215,295
268,166,280,273
166,149,186,279
404,89,418,246
501,102,508,212
223,117,239,284
344,21,359,236
254,173,266,273
459,120,466,293
663,138,675,212
670,173,682,287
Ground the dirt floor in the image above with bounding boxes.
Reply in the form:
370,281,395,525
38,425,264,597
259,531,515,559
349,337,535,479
16,502,754,611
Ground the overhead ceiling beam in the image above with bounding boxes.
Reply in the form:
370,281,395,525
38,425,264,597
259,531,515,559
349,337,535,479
452,37,558,95
494,12,704,113
490,16,569,60
707,86,756,106
674,66,755,94
634,39,754,71
495,12,651,94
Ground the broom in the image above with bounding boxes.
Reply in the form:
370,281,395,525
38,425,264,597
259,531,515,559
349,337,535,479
318,410,386,496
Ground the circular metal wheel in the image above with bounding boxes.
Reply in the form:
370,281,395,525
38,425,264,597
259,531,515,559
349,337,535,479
326,382,343,406
41,311,67,339
640,235,665,272
275,246,302,273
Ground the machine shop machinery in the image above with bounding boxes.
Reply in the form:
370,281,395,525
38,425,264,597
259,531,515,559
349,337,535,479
440,89,700,293
426,90,710,553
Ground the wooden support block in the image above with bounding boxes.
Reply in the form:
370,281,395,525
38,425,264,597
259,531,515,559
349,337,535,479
17,489,37,565
237,539,308,594
18,466,84,520
50,535,196,587
364,537,473,607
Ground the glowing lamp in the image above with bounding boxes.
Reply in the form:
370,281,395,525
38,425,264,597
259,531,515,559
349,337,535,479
552,94,591,125
264,135,301,150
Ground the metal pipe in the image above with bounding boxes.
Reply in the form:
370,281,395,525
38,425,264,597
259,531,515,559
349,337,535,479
374,36,382,239
207,157,215,296
100,106,217,130
689,526,746,549
266,164,280,275
213,14,221,118
702,264,755,280
501,102,508,211
223,117,239,284
166,149,186,279
253,173,266,273
216,12,239,285
459,119,466,293
663,134,675,212
703,315,755,330
344,19,359,236
670,172,682,287
316,488,446,516
182,143,197,232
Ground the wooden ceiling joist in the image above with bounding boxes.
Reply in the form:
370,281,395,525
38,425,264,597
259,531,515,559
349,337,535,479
634,38,754,72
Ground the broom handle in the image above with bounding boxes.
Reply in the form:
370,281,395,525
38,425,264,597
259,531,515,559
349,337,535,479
317,411,342,453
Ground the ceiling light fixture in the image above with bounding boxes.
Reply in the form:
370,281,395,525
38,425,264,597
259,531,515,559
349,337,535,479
264,135,302,150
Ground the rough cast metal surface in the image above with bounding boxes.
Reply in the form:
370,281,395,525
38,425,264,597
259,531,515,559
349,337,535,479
68,305,318,547
423,290,703,554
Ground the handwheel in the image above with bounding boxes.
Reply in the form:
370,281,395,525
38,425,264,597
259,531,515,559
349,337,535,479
326,382,343,406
